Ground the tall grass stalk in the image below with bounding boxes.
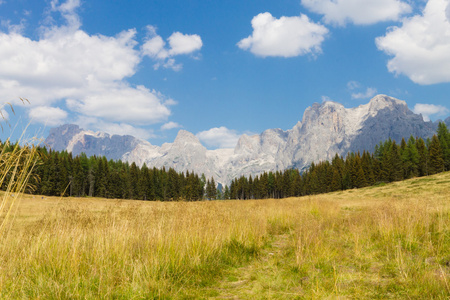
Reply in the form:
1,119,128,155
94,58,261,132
0,125,39,237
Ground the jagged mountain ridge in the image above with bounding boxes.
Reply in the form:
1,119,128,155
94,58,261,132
45,95,449,185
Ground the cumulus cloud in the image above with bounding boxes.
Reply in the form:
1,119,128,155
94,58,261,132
376,0,450,85
66,84,170,125
0,0,200,138
301,0,411,26
237,12,329,57
28,106,68,126
142,26,202,71
196,127,241,149
351,87,377,99
413,103,449,122
161,121,182,131
0,28,140,105
168,32,202,56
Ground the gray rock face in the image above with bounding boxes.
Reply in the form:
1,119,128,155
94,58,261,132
45,95,442,185
45,124,144,161
45,124,82,150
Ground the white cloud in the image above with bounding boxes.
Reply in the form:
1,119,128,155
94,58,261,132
321,95,333,102
51,0,80,13
163,98,178,106
413,103,449,122
28,106,68,126
347,80,360,90
168,32,202,56
301,0,411,26
351,87,377,99
1,19,26,34
161,121,182,131
196,127,241,149
347,81,377,99
376,0,450,85
142,26,202,71
0,0,182,134
66,84,170,125
141,34,166,59
237,12,329,57
50,0,81,28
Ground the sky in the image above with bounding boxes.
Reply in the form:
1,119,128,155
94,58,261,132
1,0,450,149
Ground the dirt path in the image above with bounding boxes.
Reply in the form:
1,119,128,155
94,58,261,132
210,233,304,299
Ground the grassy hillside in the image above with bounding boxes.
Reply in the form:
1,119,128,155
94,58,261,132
1,172,449,299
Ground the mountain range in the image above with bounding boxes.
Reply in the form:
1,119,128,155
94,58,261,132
45,95,450,185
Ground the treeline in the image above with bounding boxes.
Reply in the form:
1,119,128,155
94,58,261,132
1,123,449,201
0,143,208,201
227,122,450,199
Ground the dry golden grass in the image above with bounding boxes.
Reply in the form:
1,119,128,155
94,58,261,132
0,171,449,299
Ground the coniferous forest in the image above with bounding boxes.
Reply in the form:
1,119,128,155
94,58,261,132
228,122,450,199
0,144,206,201
1,122,449,201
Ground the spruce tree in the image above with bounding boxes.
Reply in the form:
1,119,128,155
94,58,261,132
401,136,419,179
330,168,341,191
437,122,450,170
416,137,428,176
428,135,445,175
210,177,216,200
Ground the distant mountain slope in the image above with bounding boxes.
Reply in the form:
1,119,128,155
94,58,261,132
45,95,449,185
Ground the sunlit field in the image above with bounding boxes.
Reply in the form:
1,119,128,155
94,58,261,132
1,172,449,299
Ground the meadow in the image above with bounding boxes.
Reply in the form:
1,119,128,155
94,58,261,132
0,171,449,299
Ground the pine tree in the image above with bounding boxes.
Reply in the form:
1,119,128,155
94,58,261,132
437,122,450,171
223,185,230,200
361,151,375,185
209,177,217,200
330,168,341,191
416,137,428,176
388,141,403,182
428,135,444,175
352,153,367,188
167,168,179,200
402,136,419,179
94,157,108,198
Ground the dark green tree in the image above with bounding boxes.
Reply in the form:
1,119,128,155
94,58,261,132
428,134,444,175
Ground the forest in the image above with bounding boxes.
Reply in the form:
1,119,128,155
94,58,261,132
229,122,450,199
1,123,449,201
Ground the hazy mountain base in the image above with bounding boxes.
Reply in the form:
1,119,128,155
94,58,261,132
0,172,449,298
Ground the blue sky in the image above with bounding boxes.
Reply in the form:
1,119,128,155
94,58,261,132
1,0,450,148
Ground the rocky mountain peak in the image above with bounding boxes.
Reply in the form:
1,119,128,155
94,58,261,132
234,134,261,154
45,124,83,150
367,94,407,113
174,130,202,146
